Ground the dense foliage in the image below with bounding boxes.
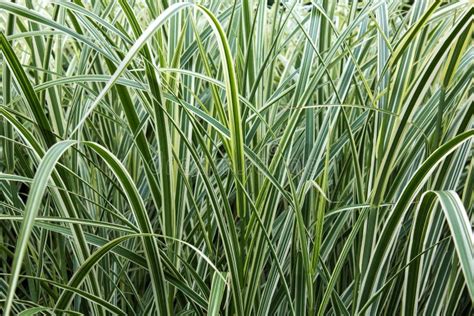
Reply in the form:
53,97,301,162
0,0,473,315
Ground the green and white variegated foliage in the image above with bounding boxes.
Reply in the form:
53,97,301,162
0,0,472,315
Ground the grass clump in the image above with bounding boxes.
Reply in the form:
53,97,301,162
0,0,472,315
